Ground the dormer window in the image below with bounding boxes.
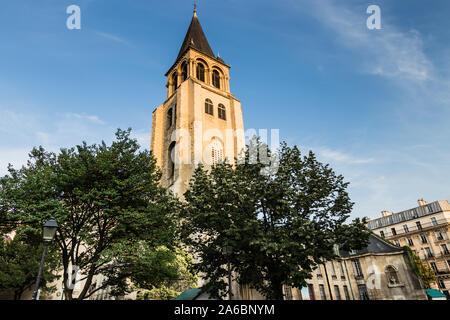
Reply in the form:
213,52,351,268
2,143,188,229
196,63,205,82
212,70,220,89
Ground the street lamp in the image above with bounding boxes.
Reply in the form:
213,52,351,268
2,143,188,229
224,245,233,300
32,218,58,300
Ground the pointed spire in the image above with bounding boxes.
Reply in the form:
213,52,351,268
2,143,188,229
175,9,215,61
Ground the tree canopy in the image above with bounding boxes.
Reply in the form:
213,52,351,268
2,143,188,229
0,228,60,300
0,129,184,300
181,140,370,299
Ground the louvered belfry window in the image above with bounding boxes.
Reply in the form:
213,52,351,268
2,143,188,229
197,63,205,82
212,70,220,89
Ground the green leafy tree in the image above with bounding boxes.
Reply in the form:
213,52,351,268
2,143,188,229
405,246,436,289
0,229,59,300
181,140,370,300
134,246,198,300
0,129,182,300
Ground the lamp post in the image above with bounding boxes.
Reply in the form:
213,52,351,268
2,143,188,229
32,218,58,300
224,245,233,300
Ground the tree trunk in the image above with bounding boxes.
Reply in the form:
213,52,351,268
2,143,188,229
64,288,74,300
14,289,23,300
270,279,284,300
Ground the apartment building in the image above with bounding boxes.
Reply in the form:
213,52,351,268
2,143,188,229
367,199,450,297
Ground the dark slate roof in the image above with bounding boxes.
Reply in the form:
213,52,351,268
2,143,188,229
176,12,215,61
175,288,202,300
338,233,403,258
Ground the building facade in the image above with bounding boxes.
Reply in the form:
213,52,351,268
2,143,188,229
150,9,245,197
292,234,427,300
367,199,450,297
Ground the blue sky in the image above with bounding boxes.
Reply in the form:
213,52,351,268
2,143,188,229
0,0,449,220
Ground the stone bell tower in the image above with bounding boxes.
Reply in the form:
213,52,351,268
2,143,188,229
150,8,245,197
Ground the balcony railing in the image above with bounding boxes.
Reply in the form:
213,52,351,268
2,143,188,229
423,250,450,260
378,219,449,239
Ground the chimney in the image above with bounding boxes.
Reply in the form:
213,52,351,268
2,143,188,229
417,199,428,206
381,210,391,217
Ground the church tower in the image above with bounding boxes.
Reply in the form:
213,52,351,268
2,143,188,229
151,9,245,196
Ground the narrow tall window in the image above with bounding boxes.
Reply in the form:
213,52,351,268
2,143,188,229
212,70,220,89
425,247,433,258
339,261,345,279
319,284,326,300
218,104,226,120
420,234,428,244
167,108,173,129
334,285,341,300
352,259,364,278
343,285,350,300
358,285,369,300
196,63,205,82
181,62,188,82
436,231,444,241
168,142,176,180
205,99,213,115
407,238,414,246
329,262,336,278
283,286,293,300
431,217,438,226
403,225,409,233
416,221,422,231
391,228,397,236
380,231,385,238
442,244,450,255
308,284,315,300
172,72,178,93
173,104,177,127
430,262,438,273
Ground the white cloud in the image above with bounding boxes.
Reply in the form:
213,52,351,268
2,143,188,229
313,147,374,164
300,0,434,82
94,31,132,46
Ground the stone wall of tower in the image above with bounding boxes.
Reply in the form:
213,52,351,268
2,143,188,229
150,74,245,198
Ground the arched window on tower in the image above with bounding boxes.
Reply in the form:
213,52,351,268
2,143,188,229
205,99,213,115
385,266,400,285
167,108,173,129
212,70,220,89
172,72,178,93
168,142,176,180
218,104,226,120
209,139,223,166
181,62,188,82
196,63,205,82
